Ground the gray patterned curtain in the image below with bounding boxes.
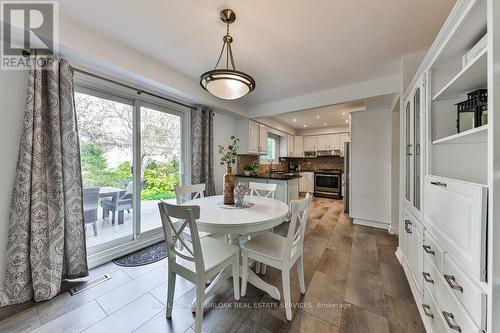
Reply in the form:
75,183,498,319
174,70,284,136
1,52,88,305
191,107,215,196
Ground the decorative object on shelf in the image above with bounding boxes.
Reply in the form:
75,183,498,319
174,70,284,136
234,182,249,207
456,89,488,133
218,136,240,205
200,9,256,100
243,161,259,176
462,34,487,68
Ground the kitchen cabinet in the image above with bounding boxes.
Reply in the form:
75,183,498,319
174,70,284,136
280,135,294,157
299,172,314,193
317,134,339,150
235,176,299,204
293,136,304,157
236,119,269,155
303,136,318,151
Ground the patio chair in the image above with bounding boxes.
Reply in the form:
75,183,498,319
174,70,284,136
101,179,146,224
83,186,100,236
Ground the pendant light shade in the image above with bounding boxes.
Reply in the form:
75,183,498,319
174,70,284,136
200,9,255,100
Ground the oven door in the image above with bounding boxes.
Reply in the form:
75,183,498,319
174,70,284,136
315,173,340,194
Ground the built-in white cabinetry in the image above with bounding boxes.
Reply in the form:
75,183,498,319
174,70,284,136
293,136,304,157
318,134,338,150
298,172,314,193
235,177,299,204
236,120,269,155
303,136,318,151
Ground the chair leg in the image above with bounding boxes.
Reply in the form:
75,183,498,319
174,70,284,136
118,210,124,224
282,269,292,321
194,282,205,333
232,254,240,301
111,210,116,224
261,264,267,275
166,270,176,318
255,262,261,274
241,251,249,297
92,222,98,237
297,255,306,294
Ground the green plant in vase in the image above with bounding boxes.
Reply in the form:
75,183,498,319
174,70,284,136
217,136,239,204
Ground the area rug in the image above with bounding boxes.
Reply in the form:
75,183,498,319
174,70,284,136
113,241,167,267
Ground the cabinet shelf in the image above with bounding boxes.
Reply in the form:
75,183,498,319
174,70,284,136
432,125,487,145
432,48,487,101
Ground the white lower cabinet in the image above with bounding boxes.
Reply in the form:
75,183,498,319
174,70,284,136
400,206,487,333
298,172,314,193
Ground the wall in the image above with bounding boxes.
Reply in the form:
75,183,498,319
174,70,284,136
0,70,27,284
350,109,391,228
213,112,237,195
253,117,296,136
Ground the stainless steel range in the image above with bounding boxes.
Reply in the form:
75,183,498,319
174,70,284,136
314,169,342,199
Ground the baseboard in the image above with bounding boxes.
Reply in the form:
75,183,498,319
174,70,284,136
352,218,389,230
395,247,404,265
388,225,399,235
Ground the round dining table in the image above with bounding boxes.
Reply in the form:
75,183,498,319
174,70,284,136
183,195,289,301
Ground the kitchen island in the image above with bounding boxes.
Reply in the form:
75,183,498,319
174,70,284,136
235,173,300,204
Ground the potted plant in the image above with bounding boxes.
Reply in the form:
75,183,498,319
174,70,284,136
249,161,259,175
243,164,252,176
217,136,240,205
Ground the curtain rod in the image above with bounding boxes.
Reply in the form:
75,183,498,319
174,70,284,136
22,49,195,109
71,67,195,109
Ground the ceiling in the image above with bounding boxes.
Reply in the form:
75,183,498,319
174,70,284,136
58,0,455,109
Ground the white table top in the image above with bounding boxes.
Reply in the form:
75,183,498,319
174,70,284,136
183,195,289,235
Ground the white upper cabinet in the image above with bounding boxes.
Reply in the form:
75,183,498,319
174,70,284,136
236,119,269,155
303,136,318,151
317,135,330,150
293,136,304,157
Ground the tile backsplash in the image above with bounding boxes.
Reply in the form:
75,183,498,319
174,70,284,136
236,155,344,174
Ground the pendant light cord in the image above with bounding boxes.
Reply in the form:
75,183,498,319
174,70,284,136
213,22,236,71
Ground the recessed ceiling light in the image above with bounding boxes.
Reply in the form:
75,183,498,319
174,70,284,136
316,115,320,119
342,112,346,115
346,120,349,123
324,122,327,126
293,118,297,122
303,124,307,127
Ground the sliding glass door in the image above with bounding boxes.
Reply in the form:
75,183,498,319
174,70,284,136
74,85,187,257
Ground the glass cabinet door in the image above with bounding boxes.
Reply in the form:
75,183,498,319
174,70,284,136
413,88,421,210
405,101,412,202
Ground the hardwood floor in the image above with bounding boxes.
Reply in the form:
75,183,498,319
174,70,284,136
0,197,424,333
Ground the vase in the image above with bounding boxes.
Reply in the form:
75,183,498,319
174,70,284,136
223,165,235,205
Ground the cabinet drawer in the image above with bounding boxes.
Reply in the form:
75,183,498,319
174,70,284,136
444,255,487,330
423,175,487,282
423,255,480,333
422,283,447,333
423,231,446,273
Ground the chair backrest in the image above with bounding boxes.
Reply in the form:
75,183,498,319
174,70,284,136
174,184,206,204
83,187,100,206
158,201,205,274
249,182,277,199
284,193,312,261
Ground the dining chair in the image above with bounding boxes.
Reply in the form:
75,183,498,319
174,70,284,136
248,181,277,274
158,201,240,333
174,184,216,249
249,182,277,199
240,193,312,321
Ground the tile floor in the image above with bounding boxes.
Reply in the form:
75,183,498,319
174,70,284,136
0,197,424,333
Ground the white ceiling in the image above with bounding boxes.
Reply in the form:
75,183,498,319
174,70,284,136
58,0,455,109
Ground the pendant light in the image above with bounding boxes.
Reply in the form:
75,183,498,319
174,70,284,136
200,9,255,100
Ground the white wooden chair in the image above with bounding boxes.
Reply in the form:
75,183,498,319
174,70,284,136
249,182,277,199
241,193,312,321
158,201,240,333
248,181,277,274
174,184,214,249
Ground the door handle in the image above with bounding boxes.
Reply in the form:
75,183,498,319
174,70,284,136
404,220,412,234
422,304,434,318
422,272,434,284
442,311,462,332
422,245,435,255
430,181,447,187
444,275,463,292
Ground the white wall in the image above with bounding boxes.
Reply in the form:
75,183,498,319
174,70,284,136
0,70,28,284
350,109,392,228
212,112,237,195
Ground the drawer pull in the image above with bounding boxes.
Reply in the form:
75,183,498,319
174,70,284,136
422,304,434,318
430,181,447,187
404,220,412,234
444,275,464,293
442,311,462,332
422,272,434,284
422,245,435,255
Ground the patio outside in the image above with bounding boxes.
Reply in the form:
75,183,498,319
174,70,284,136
75,91,181,248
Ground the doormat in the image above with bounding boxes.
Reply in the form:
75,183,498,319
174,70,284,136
113,241,167,267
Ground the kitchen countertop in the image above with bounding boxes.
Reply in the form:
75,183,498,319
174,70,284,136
235,173,302,180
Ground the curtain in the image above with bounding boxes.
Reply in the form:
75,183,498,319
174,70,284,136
191,107,215,196
1,52,88,305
